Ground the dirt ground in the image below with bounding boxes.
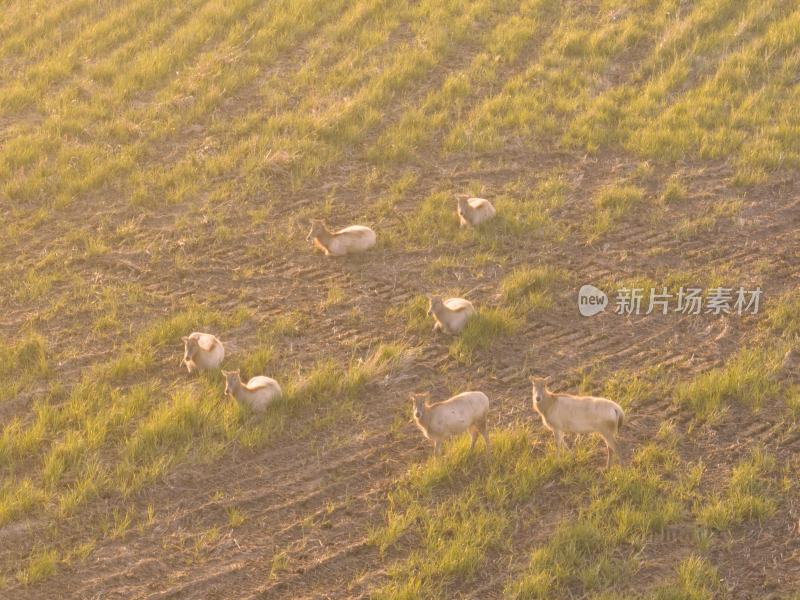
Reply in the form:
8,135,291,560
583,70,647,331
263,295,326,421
2,140,799,598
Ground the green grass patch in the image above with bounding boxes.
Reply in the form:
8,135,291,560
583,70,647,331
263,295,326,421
766,292,800,338
386,294,430,336
268,311,308,338
399,191,468,247
500,265,568,315
449,307,521,364
0,332,49,402
585,184,646,242
506,442,694,599
374,431,696,600
674,345,782,422
0,331,409,530
647,556,721,600
237,346,276,378
673,198,743,240
226,506,246,528
16,548,58,586
0,478,48,528
659,175,687,204
269,549,290,579
234,342,412,447
138,305,252,349
786,384,800,421
322,282,346,308
577,364,670,411
697,448,778,531
371,428,567,599
470,177,567,248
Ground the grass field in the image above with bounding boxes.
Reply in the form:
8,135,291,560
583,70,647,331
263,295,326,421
1,0,799,597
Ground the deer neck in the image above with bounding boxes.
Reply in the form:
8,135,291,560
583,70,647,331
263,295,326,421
314,227,334,249
230,378,244,398
416,407,432,430
432,303,451,321
535,388,556,414
539,389,556,412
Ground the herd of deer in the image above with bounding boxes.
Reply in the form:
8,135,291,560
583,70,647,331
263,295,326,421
181,196,625,467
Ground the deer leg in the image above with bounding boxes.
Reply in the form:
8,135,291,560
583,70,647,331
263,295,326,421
478,417,490,452
435,440,446,457
603,433,621,467
553,430,564,455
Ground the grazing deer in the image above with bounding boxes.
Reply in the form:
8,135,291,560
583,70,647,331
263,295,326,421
529,376,624,467
412,391,490,456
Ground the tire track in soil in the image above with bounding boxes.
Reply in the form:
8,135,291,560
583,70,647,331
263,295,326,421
28,243,438,595
6,156,800,599
54,416,422,599
369,179,800,597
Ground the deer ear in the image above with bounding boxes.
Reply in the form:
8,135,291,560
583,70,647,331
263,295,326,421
181,336,189,342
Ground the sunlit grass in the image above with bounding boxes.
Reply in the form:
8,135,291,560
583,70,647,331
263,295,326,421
674,345,782,422
375,429,700,600
0,333,49,401
500,265,568,315
766,292,800,339
399,191,468,247
507,442,695,599
585,184,646,241
660,175,687,204
1,0,799,592
0,299,409,539
647,556,721,600
371,428,565,598
697,448,778,531
449,307,521,364
673,198,743,240
386,294,430,336
15,548,58,586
